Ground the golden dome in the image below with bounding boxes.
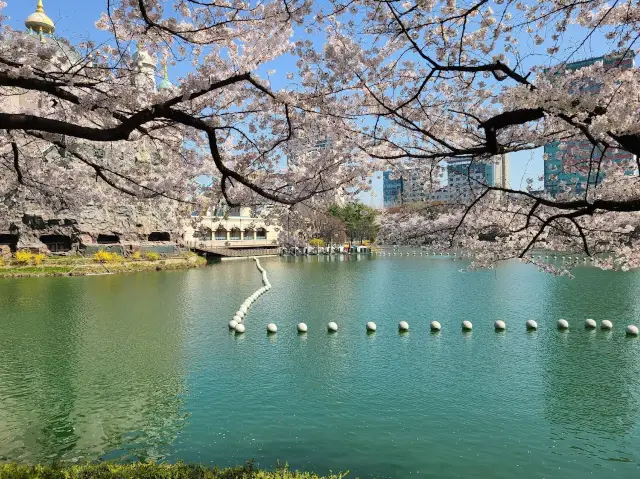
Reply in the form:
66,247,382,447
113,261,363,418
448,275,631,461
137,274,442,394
25,0,55,35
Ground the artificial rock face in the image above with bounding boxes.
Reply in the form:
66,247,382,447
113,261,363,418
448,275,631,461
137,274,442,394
2,201,184,251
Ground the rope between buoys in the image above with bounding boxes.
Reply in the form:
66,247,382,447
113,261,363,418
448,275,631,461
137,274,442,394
230,258,271,332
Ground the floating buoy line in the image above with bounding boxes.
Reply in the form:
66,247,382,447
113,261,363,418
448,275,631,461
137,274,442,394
224,259,636,338
229,258,271,334
230,310,637,338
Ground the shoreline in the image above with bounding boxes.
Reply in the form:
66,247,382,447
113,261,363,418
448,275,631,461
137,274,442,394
0,254,207,278
0,462,346,479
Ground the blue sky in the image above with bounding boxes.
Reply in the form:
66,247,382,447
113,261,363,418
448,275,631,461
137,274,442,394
5,1,557,206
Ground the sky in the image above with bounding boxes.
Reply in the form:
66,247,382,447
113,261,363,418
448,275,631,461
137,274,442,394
4,0,570,207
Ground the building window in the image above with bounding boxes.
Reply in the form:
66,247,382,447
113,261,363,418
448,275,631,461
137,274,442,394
214,227,227,241
256,228,267,240
196,228,212,241
244,228,254,240
230,228,241,240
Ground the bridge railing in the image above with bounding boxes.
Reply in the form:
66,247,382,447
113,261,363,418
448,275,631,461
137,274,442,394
186,241,279,257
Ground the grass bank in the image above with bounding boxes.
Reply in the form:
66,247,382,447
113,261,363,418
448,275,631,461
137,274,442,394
0,252,207,278
0,462,349,479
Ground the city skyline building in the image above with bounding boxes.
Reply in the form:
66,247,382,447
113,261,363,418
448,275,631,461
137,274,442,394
382,169,430,208
543,52,636,195
383,155,510,207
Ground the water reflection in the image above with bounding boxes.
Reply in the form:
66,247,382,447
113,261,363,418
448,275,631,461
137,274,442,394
2,257,640,478
0,275,188,463
540,268,640,439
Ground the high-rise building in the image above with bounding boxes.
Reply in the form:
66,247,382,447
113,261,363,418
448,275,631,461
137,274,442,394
429,155,510,204
543,53,636,195
289,138,347,205
383,155,510,207
382,171,403,208
382,169,428,208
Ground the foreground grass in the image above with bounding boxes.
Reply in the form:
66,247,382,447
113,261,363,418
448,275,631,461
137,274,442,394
0,462,349,479
0,253,207,278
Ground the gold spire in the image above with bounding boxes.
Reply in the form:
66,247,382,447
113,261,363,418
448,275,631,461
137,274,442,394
26,0,55,36
158,57,173,90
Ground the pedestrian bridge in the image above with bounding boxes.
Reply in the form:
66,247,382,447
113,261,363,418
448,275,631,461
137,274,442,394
186,241,279,258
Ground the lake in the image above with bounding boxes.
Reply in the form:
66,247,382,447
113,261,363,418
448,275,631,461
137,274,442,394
1,252,640,478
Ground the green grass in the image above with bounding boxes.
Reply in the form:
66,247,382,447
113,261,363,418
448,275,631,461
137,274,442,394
0,254,207,278
0,462,349,479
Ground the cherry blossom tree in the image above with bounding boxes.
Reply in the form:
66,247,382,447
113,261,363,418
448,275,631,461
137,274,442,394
4,0,640,271
0,0,368,232
305,0,640,271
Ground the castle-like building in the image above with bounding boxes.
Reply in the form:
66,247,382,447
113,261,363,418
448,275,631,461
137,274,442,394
0,1,184,254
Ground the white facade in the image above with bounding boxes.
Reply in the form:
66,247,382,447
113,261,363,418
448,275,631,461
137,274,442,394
183,207,279,248
131,49,157,90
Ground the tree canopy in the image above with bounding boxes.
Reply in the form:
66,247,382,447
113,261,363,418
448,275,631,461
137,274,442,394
328,203,379,244
2,0,640,270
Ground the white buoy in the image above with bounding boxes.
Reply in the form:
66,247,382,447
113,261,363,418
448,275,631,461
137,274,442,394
327,322,338,332
235,323,245,333
366,321,377,332
557,319,569,330
236,311,245,319
233,315,242,323
240,305,248,314
626,324,639,336
494,320,506,331
601,320,613,330
526,320,538,330
430,321,441,331
297,322,308,333
462,320,473,331
267,323,277,333
584,318,597,329
398,321,409,331
229,320,238,329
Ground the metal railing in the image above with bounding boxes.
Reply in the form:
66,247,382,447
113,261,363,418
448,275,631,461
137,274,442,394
187,239,274,248
186,240,279,257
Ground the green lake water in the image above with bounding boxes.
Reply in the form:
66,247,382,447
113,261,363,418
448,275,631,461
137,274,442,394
1,253,640,478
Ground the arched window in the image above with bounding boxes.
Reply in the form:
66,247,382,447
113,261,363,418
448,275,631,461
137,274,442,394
230,228,241,240
214,227,227,241
243,228,254,240
256,228,267,240
196,228,212,240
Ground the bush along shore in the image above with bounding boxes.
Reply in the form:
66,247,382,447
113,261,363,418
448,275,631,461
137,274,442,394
0,250,207,278
0,461,349,479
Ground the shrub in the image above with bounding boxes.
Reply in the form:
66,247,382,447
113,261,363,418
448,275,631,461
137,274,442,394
309,238,326,248
93,250,124,263
144,252,160,261
15,250,33,264
131,251,142,260
32,253,45,266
